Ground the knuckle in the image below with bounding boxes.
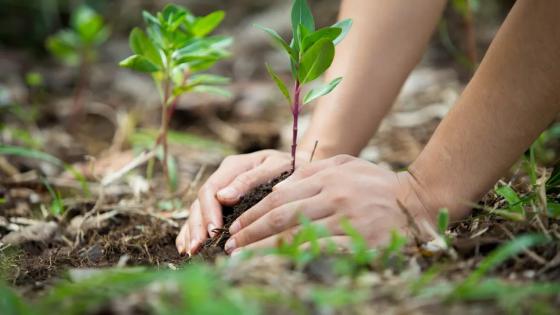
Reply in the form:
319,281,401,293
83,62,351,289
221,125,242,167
234,173,254,189
265,192,282,209
333,154,354,165
267,210,287,231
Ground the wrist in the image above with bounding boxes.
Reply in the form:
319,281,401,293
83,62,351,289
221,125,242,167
396,171,438,227
407,158,472,222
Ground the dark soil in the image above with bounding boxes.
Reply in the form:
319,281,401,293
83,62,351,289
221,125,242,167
200,171,292,257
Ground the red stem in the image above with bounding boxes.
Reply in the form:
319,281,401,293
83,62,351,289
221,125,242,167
291,80,301,172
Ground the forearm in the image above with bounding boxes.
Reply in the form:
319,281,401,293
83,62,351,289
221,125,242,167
410,0,560,220
300,0,446,158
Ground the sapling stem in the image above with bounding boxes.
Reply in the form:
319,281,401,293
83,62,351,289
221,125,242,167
291,80,302,171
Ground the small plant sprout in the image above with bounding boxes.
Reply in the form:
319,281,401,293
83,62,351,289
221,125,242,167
46,5,109,118
257,0,352,171
120,4,232,186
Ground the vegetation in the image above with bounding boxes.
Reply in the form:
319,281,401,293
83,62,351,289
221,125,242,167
1,1,559,315
257,0,351,170
46,5,109,118
120,4,232,189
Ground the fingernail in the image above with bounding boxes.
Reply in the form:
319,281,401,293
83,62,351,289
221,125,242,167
224,239,236,254
217,187,238,200
229,221,241,234
208,224,217,237
190,239,199,253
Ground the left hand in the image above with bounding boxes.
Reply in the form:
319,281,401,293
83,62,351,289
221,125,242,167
224,155,437,254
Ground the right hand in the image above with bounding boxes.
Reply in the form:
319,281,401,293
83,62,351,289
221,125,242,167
175,149,310,255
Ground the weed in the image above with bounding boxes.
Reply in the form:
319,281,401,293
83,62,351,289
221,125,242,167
257,0,351,170
120,4,232,189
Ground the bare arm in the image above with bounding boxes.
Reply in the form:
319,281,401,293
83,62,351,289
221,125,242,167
410,0,560,219
300,0,447,158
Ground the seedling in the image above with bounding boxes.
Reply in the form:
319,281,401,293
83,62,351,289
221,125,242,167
46,5,109,118
120,4,232,186
257,0,352,170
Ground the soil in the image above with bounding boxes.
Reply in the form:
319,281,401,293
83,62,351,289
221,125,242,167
199,171,292,257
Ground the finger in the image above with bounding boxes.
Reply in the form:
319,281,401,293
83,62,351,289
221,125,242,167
187,200,206,255
176,221,190,255
217,157,291,205
229,215,346,254
229,176,323,235
199,154,267,236
227,194,332,252
274,155,353,190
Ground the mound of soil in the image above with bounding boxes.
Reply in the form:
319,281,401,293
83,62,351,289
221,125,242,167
200,171,291,258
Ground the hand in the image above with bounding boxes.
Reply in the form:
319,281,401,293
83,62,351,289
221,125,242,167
175,149,310,255
223,155,437,254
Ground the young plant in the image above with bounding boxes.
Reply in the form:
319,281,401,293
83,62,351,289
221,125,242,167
257,0,352,171
119,4,232,185
46,5,109,118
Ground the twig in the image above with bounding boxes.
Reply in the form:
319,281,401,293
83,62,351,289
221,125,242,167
498,224,547,265
309,140,319,163
101,150,156,186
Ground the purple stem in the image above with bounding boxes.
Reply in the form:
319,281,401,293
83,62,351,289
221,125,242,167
291,80,302,172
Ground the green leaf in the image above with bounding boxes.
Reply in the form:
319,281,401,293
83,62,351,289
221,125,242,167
266,64,291,103
191,85,232,98
303,77,342,104
332,19,353,45
193,11,225,37
0,282,31,315
547,202,560,218
254,24,295,60
46,31,80,65
291,0,315,52
437,208,449,235
298,38,335,83
495,185,524,214
129,28,162,67
188,74,230,86
301,27,341,52
72,5,105,43
119,55,159,73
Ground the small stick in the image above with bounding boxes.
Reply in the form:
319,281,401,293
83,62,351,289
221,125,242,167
309,140,319,163
101,150,156,186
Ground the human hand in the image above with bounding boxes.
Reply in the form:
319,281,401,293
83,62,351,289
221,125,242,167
223,155,438,254
175,149,310,255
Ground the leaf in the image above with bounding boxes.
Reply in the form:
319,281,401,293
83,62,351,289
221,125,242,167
46,31,80,65
266,64,291,103
437,208,449,235
495,185,524,214
0,145,63,167
119,55,159,73
188,74,230,86
291,0,315,52
0,282,31,315
254,24,294,60
301,27,341,52
298,39,335,83
129,28,162,67
191,85,232,98
167,154,179,192
303,77,342,104
332,19,353,45
72,5,105,43
192,11,225,37
547,202,560,218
